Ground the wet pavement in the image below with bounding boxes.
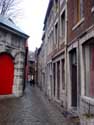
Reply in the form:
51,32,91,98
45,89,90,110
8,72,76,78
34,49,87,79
0,84,80,125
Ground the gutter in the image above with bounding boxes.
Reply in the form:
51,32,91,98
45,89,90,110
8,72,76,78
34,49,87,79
65,0,68,110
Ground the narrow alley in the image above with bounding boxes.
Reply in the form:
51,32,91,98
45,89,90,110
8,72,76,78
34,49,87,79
0,84,79,125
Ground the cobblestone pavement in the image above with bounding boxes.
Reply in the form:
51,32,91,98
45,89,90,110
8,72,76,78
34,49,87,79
0,84,80,125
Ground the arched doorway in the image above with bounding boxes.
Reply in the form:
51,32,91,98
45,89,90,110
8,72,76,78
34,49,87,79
0,53,14,94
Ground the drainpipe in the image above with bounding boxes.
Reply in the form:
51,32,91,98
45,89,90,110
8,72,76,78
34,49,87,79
65,0,68,110
23,41,28,91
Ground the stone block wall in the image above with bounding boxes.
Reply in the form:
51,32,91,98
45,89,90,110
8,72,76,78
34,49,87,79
0,28,26,97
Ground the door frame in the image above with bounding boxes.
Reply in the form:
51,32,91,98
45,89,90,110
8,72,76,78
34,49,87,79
69,48,77,108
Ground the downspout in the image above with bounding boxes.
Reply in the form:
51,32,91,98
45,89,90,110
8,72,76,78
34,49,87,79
65,0,68,110
23,41,28,91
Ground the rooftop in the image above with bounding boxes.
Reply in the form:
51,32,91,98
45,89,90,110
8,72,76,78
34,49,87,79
0,15,29,39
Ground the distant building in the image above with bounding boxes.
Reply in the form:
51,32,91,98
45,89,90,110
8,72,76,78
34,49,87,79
28,51,35,83
0,15,29,97
35,48,39,86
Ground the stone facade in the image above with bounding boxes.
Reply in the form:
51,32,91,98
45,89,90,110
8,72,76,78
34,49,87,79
37,0,67,106
36,0,94,119
0,17,29,97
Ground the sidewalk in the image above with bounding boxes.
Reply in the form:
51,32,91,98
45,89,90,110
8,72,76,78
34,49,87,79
35,86,80,125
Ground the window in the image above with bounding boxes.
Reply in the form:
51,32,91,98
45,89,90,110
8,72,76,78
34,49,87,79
62,59,65,89
53,63,56,96
55,0,58,4
61,11,65,41
92,0,94,6
57,61,60,99
60,0,64,5
48,36,50,54
84,42,94,98
77,0,84,22
50,30,54,51
91,0,94,12
55,23,58,44
49,34,51,53
51,30,54,49
55,0,58,11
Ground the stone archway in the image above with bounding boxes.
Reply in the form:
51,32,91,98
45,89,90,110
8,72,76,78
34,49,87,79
0,53,14,94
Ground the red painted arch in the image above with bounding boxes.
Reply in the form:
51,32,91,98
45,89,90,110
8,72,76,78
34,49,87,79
0,54,14,94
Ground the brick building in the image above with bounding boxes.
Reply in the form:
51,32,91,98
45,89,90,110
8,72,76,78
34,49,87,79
67,0,94,114
0,15,29,97
36,0,94,119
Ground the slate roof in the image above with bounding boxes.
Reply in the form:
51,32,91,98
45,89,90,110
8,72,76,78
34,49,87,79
44,0,53,29
0,15,29,39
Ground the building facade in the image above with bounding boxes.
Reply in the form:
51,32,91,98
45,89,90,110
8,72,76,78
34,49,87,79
0,16,29,97
67,0,94,115
37,0,67,107
37,0,94,117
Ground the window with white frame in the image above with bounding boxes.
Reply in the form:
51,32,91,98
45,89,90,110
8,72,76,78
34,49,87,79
77,0,84,22
53,63,56,96
60,0,64,6
61,11,65,42
91,0,94,12
92,0,94,6
50,30,54,52
51,30,54,50
55,22,58,44
62,59,65,89
55,0,58,12
48,36,50,54
83,41,94,98
49,34,51,53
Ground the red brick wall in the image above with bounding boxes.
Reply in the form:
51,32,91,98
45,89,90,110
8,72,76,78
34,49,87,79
67,0,94,44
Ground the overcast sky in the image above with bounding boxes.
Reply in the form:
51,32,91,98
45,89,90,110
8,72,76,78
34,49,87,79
17,0,49,52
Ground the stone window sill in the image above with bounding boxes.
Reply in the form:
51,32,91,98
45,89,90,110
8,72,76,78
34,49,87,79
72,18,85,31
81,96,94,105
91,7,94,13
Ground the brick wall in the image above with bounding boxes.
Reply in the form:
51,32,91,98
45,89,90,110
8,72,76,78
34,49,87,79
67,0,94,44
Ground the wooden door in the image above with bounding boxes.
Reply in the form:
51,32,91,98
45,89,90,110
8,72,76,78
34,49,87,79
57,61,60,100
70,49,77,107
0,54,14,94
72,64,77,107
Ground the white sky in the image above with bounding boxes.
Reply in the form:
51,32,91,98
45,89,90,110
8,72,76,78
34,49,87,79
17,0,49,52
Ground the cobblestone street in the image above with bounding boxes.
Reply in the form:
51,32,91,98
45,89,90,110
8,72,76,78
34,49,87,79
0,84,79,125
